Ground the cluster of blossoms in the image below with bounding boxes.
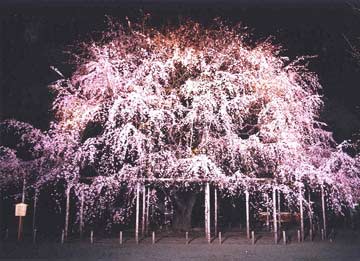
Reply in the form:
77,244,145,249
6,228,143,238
1,19,359,227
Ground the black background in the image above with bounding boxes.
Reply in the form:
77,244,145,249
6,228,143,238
1,0,359,141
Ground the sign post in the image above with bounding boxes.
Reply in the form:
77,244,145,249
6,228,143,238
15,203,28,241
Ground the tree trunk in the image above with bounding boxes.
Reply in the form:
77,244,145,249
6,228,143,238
172,191,197,231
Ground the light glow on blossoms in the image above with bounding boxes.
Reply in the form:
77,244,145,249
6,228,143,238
1,18,359,228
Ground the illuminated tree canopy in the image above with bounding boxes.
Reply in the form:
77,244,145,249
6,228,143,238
1,19,359,228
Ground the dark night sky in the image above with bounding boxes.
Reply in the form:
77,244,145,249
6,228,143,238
0,0,359,142
0,0,353,6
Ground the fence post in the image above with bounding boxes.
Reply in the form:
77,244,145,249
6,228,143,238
251,231,255,245
152,231,155,244
90,230,94,244
185,231,189,244
119,231,123,244
329,228,335,242
33,229,37,244
219,232,222,245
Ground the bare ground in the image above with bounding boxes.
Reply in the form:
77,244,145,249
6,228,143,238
1,229,360,260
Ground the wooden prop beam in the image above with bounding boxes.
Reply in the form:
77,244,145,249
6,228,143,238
64,185,70,239
321,185,327,239
142,185,146,237
214,188,218,236
22,177,26,203
205,182,211,243
273,187,278,244
266,194,270,230
135,182,140,244
32,190,38,234
146,187,150,235
299,186,304,242
308,191,313,240
81,176,273,183
80,190,84,238
18,176,26,241
245,189,250,239
277,190,281,230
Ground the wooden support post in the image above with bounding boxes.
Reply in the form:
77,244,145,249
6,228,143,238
119,231,123,244
277,190,281,230
142,185,146,237
204,183,208,242
17,178,26,242
308,192,313,241
80,190,84,239
214,188,218,236
22,176,26,203
245,190,250,239
299,187,304,242
64,186,70,239
297,230,301,243
90,230,94,244
32,190,37,235
146,188,150,236
282,230,286,245
152,231,155,244
266,194,270,231
135,183,140,244
219,232,222,245
205,182,211,243
273,187,278,244
151,189,155,222
321,185,327,239
61,229,64,244
185,231,189,244
251,231,255,245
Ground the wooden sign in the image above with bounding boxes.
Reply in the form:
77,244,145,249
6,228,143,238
15,203,28,217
